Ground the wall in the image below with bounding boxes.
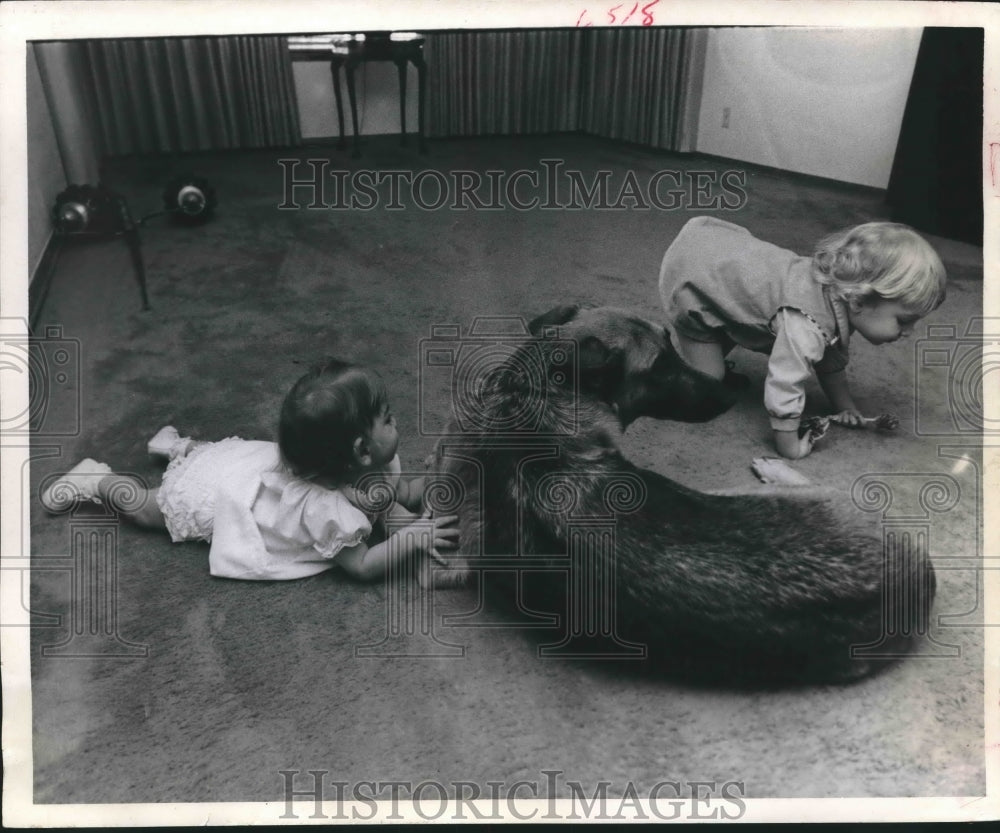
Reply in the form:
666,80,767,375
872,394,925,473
695,28,922,189
26,45,67,278
293,59,419,140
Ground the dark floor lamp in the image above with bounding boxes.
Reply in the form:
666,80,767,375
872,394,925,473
31,176,217,330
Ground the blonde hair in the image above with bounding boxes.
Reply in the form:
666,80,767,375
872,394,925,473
812,222,947,315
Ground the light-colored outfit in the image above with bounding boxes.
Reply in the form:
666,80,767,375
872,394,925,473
659,216,851,430
155,438,401,580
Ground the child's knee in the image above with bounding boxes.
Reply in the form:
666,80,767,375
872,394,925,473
675,335,726,380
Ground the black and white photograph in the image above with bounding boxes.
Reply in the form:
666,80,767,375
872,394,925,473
2,0,997,825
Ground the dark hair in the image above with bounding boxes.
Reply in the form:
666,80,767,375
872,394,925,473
278,359,388,484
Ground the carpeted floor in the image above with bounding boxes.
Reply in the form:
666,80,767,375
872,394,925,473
29,134,985,805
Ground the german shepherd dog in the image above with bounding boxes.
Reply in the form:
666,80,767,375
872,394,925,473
426,305,935,686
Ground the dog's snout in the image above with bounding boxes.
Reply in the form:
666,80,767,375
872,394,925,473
644,352,736,423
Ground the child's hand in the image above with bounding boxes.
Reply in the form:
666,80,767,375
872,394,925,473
830,408,866,428
411,510,459,562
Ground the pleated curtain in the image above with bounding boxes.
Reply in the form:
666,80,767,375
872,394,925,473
38,36,302,159
578,27,705,152
426,27,706,153
84,36,302,154
38,30,700,160
425,30,585,136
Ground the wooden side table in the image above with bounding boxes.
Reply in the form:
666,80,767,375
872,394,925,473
289,33,427,158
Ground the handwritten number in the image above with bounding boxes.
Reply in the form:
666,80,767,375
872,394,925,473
576,1,657,27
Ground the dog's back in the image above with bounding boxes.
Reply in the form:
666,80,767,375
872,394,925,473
430,305,934,686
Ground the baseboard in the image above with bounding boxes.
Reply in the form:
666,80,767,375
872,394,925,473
28,229,58,331
685,151,889,198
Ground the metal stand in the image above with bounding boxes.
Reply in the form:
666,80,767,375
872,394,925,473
32,192,149,330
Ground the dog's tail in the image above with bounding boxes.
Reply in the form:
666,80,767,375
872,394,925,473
832,532,937,682
540,475,939,687
630,527,938,687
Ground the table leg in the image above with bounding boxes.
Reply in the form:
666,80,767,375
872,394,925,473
345,60,362,158
330,59,347,151
413,53,427,154
394,58,408,147
123,227,151,311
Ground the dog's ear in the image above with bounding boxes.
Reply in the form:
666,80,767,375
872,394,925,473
577,335,624,400
578,335,613,371
528,305,580,335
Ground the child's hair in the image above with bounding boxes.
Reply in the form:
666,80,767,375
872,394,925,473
278,359,388,484
812,222,946,316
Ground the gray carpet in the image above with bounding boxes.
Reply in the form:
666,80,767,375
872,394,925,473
29,134,985,805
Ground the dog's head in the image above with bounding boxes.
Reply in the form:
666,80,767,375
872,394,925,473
528,304,736,427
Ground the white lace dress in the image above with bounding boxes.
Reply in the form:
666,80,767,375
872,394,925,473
155,439,394,580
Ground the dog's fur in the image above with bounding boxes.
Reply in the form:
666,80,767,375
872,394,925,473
427,305,935,686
